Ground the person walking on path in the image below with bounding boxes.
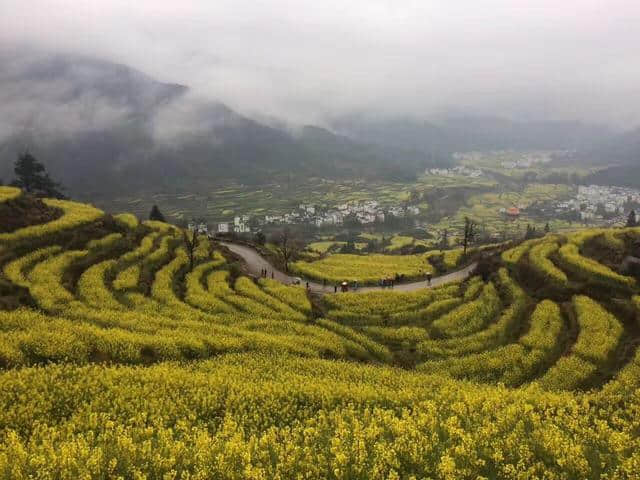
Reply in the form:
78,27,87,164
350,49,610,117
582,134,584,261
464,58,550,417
427,272,432,286
334,284,338,293
271,271,274,279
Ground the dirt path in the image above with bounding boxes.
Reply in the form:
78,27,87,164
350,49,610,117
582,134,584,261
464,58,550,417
220,241,477,295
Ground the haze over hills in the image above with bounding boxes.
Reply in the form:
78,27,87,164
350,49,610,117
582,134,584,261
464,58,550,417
0,50,636,198
577,127,640,188
0,51,445,195
332,114,614,157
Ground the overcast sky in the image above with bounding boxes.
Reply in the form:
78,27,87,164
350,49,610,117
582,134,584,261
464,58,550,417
1,0,640,128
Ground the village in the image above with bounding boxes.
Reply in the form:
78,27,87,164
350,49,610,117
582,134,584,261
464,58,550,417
185,200,422,236
452,150,558,169
424,165,484,178
506,184,640,227
185,183,640,238
546,184,640,223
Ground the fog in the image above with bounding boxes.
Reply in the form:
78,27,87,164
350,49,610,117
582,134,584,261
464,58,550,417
1,0,640,128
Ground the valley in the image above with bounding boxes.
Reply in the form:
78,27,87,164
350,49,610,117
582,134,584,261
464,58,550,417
2,9,640,476
2,186,640,477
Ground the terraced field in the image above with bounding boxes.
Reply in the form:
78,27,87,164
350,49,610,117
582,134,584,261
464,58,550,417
292,243,490,284
1,189,640,478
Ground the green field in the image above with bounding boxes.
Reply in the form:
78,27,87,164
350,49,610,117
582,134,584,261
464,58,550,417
96,178,424,224
431,183,583,238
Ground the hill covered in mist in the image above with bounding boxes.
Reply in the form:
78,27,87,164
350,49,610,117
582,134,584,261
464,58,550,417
0,51,438,195
1,49,630,196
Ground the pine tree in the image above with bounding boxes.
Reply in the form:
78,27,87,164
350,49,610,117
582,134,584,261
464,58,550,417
626,210,637,227
11,151,64,198
149,205,166,222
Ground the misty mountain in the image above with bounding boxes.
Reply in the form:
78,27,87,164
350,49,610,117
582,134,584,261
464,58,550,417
0,51,442,196
579,127,640,166
579,127,640,187
332,114,613,156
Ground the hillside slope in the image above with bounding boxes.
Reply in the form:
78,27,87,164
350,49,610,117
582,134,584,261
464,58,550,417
1,189,640,478
0,51,441,195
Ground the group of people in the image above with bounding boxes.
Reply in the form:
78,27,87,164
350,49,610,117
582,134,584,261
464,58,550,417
377,271,432,288
260,268,274,279
258,268,434,293
327,280,359,293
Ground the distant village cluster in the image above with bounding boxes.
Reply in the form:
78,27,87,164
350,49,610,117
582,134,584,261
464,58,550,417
425,166,483,178
561,185,640,222
505,184,640,225
499,152,553,169
208,201,421,235
452,151,555,169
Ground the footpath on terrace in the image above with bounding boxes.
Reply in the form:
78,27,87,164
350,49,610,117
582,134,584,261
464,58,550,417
220,241,477,294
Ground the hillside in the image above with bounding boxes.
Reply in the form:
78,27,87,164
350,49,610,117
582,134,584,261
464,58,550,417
0,52,440,196
577,127,640,187
332,113,613,156
1,186,640,477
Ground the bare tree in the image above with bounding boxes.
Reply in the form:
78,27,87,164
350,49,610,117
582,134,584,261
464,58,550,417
183,228,199,272
272,228,302,272
439,228,449,251
462,216,477,255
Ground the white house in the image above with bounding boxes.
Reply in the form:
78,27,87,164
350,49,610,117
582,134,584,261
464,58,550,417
217,223,230,234
299,204,316,215
234,215,250,226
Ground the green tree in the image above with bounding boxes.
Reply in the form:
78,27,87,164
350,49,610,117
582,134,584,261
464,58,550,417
11,151,64,198
626,210,637,227
254,231,266,245
339,241,357,254
149,205,165,222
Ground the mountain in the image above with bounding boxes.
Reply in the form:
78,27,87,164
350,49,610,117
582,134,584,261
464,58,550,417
579,127,640,166
332,114,613,155
0,51,444,196
578,127,640,187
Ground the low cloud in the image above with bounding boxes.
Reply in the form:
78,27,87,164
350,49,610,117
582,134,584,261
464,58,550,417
1,0,640,129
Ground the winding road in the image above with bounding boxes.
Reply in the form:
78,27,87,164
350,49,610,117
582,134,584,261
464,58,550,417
220,241,477,294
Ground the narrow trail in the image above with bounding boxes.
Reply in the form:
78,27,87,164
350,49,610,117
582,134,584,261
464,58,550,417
220,241,477,295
